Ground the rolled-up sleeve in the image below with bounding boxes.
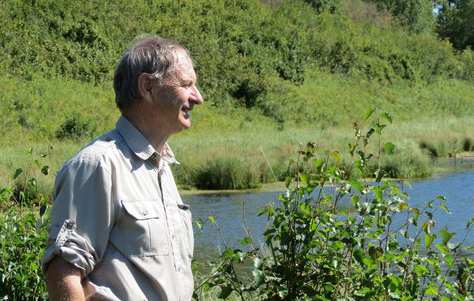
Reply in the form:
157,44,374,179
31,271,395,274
41,155,115,276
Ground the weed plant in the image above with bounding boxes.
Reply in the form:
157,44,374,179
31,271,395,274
194,110,474,300
0,153,51,300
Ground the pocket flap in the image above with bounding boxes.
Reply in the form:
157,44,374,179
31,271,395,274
178,203,190,210
122,200,161,220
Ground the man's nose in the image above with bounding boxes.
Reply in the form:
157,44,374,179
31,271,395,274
191,85,204,105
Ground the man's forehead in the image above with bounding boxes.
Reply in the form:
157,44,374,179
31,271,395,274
173,50,195,80
174,51,193,70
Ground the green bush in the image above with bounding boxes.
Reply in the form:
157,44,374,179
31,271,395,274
56,116,96,140
194,111,474,300
0,205,49,300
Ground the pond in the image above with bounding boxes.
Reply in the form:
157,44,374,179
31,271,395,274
183,159,474,260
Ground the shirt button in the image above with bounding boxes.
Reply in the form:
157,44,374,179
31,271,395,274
142,209,148,216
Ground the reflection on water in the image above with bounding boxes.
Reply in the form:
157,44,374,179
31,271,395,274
183,160,474,260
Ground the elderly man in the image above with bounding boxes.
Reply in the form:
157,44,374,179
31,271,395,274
41,36,203,300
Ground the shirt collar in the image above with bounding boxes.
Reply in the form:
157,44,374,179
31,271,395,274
116,115,179,166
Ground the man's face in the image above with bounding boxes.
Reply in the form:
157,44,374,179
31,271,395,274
151,50,203,135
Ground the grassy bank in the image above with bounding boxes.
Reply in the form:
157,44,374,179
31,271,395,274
1,72,474,193
0,71,474,192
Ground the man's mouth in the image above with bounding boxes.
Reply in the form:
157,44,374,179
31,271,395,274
182,107,191,118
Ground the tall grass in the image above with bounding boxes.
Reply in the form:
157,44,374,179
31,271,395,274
1,70,474,191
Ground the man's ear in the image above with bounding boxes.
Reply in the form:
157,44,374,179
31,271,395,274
137,73,154,102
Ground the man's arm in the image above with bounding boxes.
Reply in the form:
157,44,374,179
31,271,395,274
44,256,87,301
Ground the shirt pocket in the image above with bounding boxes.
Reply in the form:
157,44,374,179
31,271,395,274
115,199,170,256
177,203,194,257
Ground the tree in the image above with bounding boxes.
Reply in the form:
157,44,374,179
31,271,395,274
370,0,436,33
437,0,474,50
302,0,342,14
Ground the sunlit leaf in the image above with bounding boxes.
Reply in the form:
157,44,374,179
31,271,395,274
467,218,474,230
241,237,252,245
365,107,375,119
438,204,450,213
382,112,393,124
439,229,453,245
373,186,382,201
253,269,266,288
208,216,215,225
384,142,395,155
425,286,438,296
348,179,364,193
375,123,386,134
299,174,308,186
348,142,355,156
330,151,341,163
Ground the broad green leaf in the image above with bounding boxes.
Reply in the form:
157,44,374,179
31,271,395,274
218,285,233,299
366,128,375,139
348,179,364,193
34,159,40,168
447,242,460,250
388,275,401,287
208,216,215,225
254,258,263,269
313,159,323,169
13,168,23,179
373,186,382,201
365,107,375,119
382,112,393,124
424,233,436,248
467,218,474,230
330,151,341,163
40,205,48,217
436,244,448,254
384,142,395,155
445,254,454,267
348,142,355,156
425,285,438,296
375,123,386,134
253,269,266,287
241,237,252,245
439,229,452,245
299,174,308,186
438,204,450,213
41,165,49,176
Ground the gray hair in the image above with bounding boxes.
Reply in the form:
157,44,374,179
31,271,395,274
113,35,190,112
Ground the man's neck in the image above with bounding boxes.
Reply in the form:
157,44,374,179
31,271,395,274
123,110,169,154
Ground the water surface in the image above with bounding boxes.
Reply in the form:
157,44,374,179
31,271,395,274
183,159,474,260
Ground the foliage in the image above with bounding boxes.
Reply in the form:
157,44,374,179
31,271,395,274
370,0,435,33
0,152,51,300
194,110,474,300
56,116,96,140
0,0,473,116
436,0,474,50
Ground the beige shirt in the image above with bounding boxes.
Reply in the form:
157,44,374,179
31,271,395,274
41,116,194,301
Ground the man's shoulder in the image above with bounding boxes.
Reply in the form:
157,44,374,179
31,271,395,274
63,129,125,168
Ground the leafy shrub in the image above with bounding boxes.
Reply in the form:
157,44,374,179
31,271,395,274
56,116,96,140
0,152,51,300
194,110,474,300
0,206,49,300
